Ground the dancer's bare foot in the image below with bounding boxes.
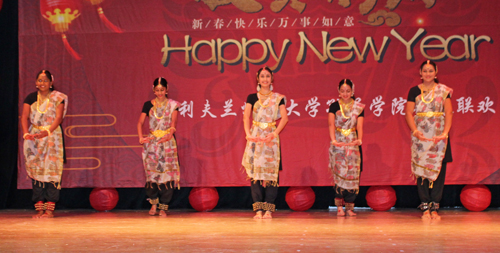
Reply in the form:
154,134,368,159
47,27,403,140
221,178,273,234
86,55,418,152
431,211,441,220
337,208,345,216
159,210,167,217
253,211,263,219
149,205,157,216
346,210,357,216
32,211,44,219
421,210,431,219
262,211,272,219
40,211,54,218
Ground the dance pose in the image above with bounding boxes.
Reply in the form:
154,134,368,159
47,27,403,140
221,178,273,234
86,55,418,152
328,79,364,216
137,77,180,217
405,60,453,220
242,67,288,219
21,70,68,218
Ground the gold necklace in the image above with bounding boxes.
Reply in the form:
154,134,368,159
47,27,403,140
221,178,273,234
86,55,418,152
37,92,50,114
258,90,272,96
257,93,273,108
339,99,353,119
420,84,436,104
153,98,167,119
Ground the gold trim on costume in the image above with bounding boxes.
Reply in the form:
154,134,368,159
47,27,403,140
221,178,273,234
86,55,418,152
252,121,276,130
416,112,444,117
150,129,170,138
336,127,356,136
32,125,51,131
412,162,440,173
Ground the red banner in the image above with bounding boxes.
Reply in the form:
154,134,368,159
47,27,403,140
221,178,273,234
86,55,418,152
18,0,499,189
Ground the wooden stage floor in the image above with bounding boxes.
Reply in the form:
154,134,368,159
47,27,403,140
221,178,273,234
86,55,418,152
1,209,499,252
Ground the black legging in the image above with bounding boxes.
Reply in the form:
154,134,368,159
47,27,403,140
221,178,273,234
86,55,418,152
417,162,447,204
32,180,59,202
250,180,278,204
145,182,174,205
335,185,357,203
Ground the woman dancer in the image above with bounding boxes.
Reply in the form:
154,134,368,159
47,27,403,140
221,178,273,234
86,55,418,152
137,77,180,217
405,60,452,220
328,79,364,216
21,70,68,218
242,67,288,219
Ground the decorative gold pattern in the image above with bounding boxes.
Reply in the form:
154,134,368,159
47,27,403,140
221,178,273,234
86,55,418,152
252,120,276,130
32,124,51,132
158,204,169,211
263,203,276,212
252,202,264,211
416,112,444,117
150,129,170,138
336,127,356,137
149,198,159,205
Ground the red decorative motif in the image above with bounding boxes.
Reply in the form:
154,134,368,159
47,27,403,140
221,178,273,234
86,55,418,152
40,0,82,59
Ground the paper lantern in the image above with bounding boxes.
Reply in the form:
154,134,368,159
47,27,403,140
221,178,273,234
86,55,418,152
366,186,396,211
40,0,82,59
89,188,119,211
189,187,219,212
285,186,315,211
460,185,491,212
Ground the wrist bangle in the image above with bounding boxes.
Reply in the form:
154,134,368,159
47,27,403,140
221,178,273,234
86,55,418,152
46,129,52,136
23,133,29,139
412,129,418,136
169,127,176,132
272,132,278,138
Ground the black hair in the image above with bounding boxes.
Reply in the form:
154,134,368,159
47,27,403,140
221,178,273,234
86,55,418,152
256,66,274,87
153,77,168,89
338,79,355,99
420,60,439,83
36,69,55,91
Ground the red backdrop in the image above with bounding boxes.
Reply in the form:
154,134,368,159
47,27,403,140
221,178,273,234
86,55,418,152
18,0,499,188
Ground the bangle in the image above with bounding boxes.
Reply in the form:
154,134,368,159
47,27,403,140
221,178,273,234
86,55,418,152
23,133,29,139
358,140,362,145
272,132,278,138
169,127,176,133
45,129,52,136
412,129,418,136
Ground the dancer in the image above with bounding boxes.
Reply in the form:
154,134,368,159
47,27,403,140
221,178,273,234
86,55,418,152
242,66,288,219
405,60,453,220
21,70,68,218
137,77,180,217
328,79,364,216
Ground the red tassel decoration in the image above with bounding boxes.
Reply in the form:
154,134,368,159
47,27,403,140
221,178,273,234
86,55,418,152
97,7,123,33
61,34,82,60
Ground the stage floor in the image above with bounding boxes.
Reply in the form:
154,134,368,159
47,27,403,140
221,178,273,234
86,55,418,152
1,209,499,252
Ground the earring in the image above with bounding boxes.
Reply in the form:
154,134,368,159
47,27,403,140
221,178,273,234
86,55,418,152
434,76,437,79
50,86,53,89
257,84,261,92
420,76,423,80
270,84,273,91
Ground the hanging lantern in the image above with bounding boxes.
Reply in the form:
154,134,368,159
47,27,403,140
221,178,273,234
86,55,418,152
40,0,82,60
86,0,123,33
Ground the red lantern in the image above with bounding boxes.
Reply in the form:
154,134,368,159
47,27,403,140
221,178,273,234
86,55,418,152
40,0,82,60
89,188,119,211
366,186,396,211
285,186,315,211
86,0,123,33
189,187,219,212
460,185,491,212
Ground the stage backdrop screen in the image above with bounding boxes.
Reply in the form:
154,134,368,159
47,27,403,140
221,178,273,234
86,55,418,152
18,0,499,188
